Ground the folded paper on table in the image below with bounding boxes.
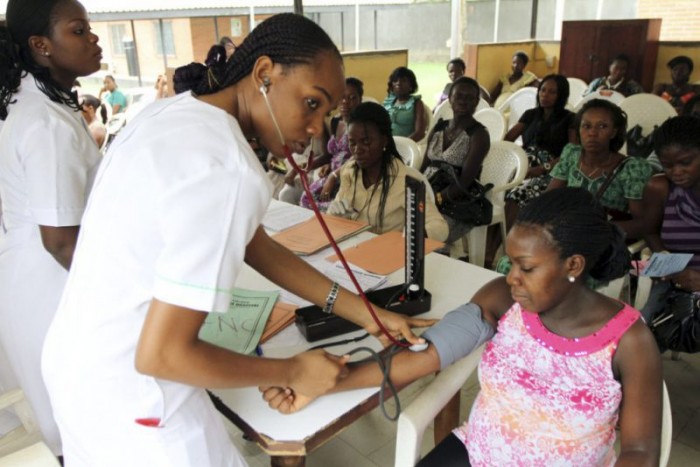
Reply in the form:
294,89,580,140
271,214,370,255
260,302,297,344
199,289,279,355
326,230,444,275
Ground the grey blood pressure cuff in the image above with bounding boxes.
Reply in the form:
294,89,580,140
422,302,495,370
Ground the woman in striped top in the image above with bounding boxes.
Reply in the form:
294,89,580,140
641,116,700,321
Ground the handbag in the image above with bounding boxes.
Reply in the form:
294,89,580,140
649,288,700,353
595,156,634,222
626,124,656,159
426,161,493,226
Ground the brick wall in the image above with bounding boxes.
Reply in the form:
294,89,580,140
638,0,700,41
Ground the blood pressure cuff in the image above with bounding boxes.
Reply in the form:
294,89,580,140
422,303,495,370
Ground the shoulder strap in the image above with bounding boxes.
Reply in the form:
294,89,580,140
595,156,633,201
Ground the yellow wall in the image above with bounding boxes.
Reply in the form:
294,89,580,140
471,42,537,95
342,50,408,102
532,41,560,79
655,42,700,86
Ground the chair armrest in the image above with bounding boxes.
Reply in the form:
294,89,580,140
0,390,23,411
394,345,485,467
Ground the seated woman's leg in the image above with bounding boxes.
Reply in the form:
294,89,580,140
415,433,471,467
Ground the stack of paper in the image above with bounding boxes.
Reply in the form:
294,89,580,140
271,214,369,255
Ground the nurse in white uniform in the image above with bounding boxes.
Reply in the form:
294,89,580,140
42,14,432,466
0,0,102,455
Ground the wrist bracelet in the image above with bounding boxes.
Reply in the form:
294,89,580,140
323,282,340,314
436,192,443,205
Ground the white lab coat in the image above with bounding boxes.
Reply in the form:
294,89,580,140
43,93,272,466
0,75,101,454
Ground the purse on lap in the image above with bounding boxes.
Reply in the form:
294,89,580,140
426,161,493,226
649,288,700,353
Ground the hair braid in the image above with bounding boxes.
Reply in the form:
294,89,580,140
177,14,341,96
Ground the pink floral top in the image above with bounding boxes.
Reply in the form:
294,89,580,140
454,302,640,466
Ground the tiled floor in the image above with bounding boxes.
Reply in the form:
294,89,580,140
225,351,700,466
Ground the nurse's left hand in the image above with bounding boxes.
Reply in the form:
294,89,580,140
365,308,437,347
259,386,314,414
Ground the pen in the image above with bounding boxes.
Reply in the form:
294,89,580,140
255,345,264,356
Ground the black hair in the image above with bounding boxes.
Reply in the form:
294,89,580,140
576,99,628,152
346,76,364,98
667,55,694,73
105,74,117,85
514,51,529,66
448,76,480,99
81,94,107,124
0,0,81,120
174,14,341,96
387,66,418,95
447,58,466,71
516,187,630,282
654,116,700,155
219,36,235,47
611,54,630,66
347,102,403,233
537,74,569,111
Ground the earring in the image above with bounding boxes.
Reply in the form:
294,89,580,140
43,51,50,57
568,276,575,283
262,76,271,90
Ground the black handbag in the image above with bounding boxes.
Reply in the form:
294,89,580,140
649,288,700,353
626,124,656,159
427,162,493,226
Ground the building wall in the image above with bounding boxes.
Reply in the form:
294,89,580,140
637,0,700,41
342,49,408,101
655,43,700,86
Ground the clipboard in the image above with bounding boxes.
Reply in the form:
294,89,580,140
271,214,369,255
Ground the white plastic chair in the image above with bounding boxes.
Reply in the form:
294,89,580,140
394,136,423,170
0,442,59,467
474,108,507,142
475,98,490,113
619,93,677,136
567,77,589,109
362,95,379,104
0,389,43,458
395,353,673,467
416,100,433,155
461,141,528,268
496,87,537,130
574,89,626,112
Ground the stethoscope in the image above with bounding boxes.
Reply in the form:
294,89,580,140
258,82,409,349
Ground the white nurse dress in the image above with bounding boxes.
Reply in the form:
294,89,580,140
0,75,101,454
43,92,272,466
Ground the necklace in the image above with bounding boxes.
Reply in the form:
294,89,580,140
579,152,613,179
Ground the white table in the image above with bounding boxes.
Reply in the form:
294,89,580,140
211,203,501,466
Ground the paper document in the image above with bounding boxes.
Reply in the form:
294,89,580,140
326,230,444,275
199,289,279,355
323,262,388,292
262,203,314,232
271,214,369,255
641,252,694,277
260,302,297,344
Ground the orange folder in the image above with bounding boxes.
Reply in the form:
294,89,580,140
326,230,444,275
260,302,297,344
271,214,369,255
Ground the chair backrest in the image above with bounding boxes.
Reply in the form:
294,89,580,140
497,87,537,129
619,93,677,136
574,89,626,112
567,77,589,109
362,95,379,104
474,108,507,141
393,136,423,170
475,98,490,113
0,389,42,457
479,141,528,206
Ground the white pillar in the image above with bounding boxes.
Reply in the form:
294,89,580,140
493,0,500,43
249,6,255,32
554,0,565,40
596,0,604,20
355,2,360,51
450,0,461,58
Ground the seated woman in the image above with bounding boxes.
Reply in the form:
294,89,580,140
547,99,652,241
383,66,427,142
263,188,662,467
422,77,490,244
300,77,363,211
504,74,577,213
640,116,700,322
490,51,538,108
653,55,700,114
584,54,643,97
328,102,448,242
80,94,108,149
435,58,466,108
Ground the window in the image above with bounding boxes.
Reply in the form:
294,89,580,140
109,24,127,55
153,21,176,56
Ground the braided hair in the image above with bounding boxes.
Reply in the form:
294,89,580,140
0,0,81,120
347,102,403,233
576,99,628,152
516,187,630,282
174,14,341,96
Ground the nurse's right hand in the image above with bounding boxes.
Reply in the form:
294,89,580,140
286,349,349,399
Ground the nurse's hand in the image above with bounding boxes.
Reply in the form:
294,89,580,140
286,350,349,399
364,308,437,347
259,386,314,414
